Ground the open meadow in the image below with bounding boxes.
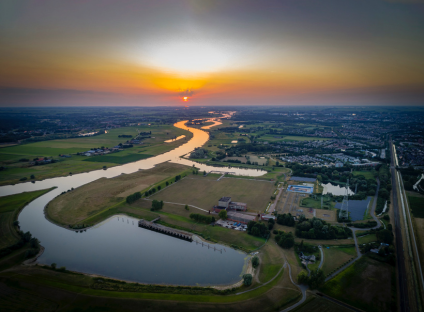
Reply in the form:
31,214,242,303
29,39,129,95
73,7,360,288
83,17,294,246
320,256,396,312
0,124,191,186
46,162,190,227
291,295,353,312
321,245,356,276
0,188,54,249
149,175,276,213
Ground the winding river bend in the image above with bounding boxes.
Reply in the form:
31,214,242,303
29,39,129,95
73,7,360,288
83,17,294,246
0,120,265,286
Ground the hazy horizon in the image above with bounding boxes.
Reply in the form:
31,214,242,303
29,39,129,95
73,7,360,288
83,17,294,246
1,0,424,107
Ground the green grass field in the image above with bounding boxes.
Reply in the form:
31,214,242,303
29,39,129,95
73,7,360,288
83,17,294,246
0,260,301,312
150,175,275,213
353,171,376,180
291,295,352,312
321,246,356,276
407,194,424,218
320,256,395,312
0,188,54,249
357,234,378,245
46,162,191,227
300,195,335,210
0,124,192,186
259,135,330,142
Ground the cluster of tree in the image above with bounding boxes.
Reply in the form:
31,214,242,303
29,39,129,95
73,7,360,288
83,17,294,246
243,274,253,286
400,166,422,191
0,230,40,259
175,175,182,182
247,221,270,238
276,213,295,226
189,148,209,159
218,210,227,220
118,134,133,138
347,220,377,228
126,192,141,204
251,256,259,268
144,187,158,196
189,213,215,224
151,200,164,211
268,218,275,230
275,231,295,249
295,216,352,239
224,142,274,155
223,159,242,163
297,269,326,289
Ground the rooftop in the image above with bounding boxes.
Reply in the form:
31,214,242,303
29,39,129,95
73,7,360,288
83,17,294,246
219,197,232,202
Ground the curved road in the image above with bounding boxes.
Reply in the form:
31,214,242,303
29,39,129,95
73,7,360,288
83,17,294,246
282,179,383,311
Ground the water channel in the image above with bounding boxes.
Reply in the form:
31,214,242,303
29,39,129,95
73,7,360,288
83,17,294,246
0,119,265,286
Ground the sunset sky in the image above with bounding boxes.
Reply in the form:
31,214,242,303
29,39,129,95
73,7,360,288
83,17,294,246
1,0,424,106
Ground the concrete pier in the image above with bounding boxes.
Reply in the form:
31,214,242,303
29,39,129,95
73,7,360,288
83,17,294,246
138,219,193,241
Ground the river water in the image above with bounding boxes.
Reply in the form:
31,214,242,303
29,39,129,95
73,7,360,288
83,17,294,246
0,119,264,286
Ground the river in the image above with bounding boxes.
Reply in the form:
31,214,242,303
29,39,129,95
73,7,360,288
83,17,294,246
0,119,264,286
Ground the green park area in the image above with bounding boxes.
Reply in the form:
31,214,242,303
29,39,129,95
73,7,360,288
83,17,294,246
0,124,191,186
320,256,396,312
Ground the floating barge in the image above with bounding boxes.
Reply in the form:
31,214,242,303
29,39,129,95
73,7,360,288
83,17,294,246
138,218,193,241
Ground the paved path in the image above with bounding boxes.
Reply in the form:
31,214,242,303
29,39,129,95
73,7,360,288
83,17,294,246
235,264,285,295
280,261,308,312
143,198,208,212
325,179,381,282
318,246,324,269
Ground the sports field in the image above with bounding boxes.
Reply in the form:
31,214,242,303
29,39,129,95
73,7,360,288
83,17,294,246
149,175,275,212
0,124,191,186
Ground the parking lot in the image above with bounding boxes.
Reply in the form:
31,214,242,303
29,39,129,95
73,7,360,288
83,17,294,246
216,219,247,231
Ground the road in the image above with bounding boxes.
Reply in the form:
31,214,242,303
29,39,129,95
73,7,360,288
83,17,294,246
390,141,411,312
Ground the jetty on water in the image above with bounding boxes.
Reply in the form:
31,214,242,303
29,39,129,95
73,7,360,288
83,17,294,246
138,218,193,241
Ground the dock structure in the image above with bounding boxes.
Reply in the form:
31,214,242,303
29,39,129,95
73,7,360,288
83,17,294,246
138,219,193,241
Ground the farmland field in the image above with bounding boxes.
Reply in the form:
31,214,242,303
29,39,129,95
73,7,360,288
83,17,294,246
0,124,191,186
258,135,330,142
149,175,275,213
320,256,395,312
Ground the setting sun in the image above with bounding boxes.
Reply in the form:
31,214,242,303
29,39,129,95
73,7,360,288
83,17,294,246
183,97,188,101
